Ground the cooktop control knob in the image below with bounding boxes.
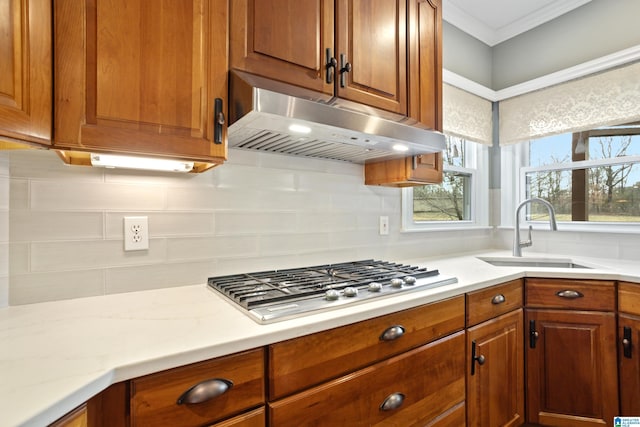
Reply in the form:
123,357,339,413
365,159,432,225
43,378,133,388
368,282,382,292
325,289,340,301
343,287,359,297
390,278,404,288
404,276,417,285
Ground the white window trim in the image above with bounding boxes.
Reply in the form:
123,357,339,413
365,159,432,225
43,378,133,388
504,143,640,234
401,142,490,232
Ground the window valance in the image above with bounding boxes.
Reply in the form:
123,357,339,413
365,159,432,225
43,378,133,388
443,83,493,145
499,61,640,145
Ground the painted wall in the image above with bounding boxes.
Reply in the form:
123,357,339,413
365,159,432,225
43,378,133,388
6,149,493,305
443,0,640,90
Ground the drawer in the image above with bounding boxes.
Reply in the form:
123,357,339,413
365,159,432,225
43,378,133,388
268,295,465,400
466,279,523,326
269,331,466,427
211,407,265,427
130,348,265,427
619,281,640,316
525,278,615,311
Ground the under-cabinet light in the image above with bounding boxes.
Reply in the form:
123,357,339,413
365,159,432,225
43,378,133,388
288,123,312,134
90,153,194,172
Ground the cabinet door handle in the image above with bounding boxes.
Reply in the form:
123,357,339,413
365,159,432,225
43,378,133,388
379,392,405,411
176,378,233,405
214,98,225,144
491,294,506,305
325,48,337,84
529,320,539,349
339,53,352,88
470,340,486,375
379,325,405,341
623,326,633,359
556,289,584,299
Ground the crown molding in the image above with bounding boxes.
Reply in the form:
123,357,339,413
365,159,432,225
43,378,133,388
443,44,640,102
444,0,592,47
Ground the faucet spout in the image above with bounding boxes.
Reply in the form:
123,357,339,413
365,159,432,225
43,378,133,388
513,198,558,257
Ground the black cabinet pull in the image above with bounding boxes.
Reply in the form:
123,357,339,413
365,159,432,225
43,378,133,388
529,319,539,349
214,98,225,144
339,53,352,88
470,340,485,375
623,326,632,359
325,48,337,84
177,378,233,405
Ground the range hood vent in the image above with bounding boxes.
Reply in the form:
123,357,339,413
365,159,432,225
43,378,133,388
228,71,445,164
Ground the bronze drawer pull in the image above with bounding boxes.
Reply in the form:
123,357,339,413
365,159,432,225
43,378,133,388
379,392,405,411
379,325,405,341
177,378,233,405
491,294,506,305
556,289,584,299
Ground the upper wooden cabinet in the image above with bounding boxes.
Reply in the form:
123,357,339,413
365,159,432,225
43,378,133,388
0,0,52,146
53,0,228,169
231,0,441,121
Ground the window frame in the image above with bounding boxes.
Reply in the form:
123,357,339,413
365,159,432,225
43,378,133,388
509,138,640,233
401,139,490,232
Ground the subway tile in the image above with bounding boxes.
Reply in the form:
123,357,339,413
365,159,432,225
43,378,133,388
8,243,29,275
296,171,364,193
9,150,103,182
297,212,358,233
167,235,259,261
9,269,105,305
215,163,296,191
0,276,7,308
30,239,167,272
105,260,214,294
9,179,29,210
258,233,331,255
215,211,298,234
30,181,167,211
10,211,104,242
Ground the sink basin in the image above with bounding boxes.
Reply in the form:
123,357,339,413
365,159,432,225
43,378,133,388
477,256,592,269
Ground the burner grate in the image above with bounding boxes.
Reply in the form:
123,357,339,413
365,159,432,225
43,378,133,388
208,260,440,309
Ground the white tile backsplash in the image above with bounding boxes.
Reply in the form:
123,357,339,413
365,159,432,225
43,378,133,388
0,149,544,305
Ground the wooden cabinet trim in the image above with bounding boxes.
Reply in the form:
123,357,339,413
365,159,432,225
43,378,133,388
268,295,464,400
466,279,523,326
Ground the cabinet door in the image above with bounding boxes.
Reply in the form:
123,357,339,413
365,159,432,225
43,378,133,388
619,313,640,416
408,0,442,131
335,0,407,114
526,309,618,426
269,331,465,427
466,309,524,427
54,0,227,163
364,153,443,187
0,0,51,145
230,0,334,95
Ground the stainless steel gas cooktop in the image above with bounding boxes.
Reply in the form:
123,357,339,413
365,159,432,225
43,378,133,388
207,260,457,324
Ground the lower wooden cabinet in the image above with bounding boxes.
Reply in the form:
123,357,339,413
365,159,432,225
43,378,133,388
364,153,443,187
211,407,265,427
268,331,466,426
619,282,640,416
130,348,265,427
49,405,87,427
466,309,524,427
525,278,618,427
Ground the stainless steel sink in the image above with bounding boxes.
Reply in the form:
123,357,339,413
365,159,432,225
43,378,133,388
477,256,592,269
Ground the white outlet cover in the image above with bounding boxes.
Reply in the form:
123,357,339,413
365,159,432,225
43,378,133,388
124,216,149,251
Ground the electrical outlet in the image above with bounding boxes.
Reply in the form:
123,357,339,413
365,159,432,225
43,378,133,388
379,216,389,235
124,216,149,251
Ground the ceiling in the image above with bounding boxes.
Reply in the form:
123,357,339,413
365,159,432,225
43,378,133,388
443,0,592,46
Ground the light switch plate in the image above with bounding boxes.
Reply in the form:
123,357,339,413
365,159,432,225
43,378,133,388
124,216,149,251
379,216,389,235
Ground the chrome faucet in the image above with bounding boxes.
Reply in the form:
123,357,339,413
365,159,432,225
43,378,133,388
513,198,558,257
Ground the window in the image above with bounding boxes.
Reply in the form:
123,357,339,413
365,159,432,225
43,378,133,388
402,135,488,231
521,123,640,224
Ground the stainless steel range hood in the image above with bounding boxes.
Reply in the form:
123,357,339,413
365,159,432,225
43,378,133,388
228,70,445,164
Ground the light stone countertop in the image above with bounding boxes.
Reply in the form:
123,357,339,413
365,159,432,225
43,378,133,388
1,250,639,427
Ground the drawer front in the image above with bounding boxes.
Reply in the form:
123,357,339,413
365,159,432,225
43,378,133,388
269,295,465,400
131,348,265,427
466,279,523,326
269,331,466,427
211,407,265,427
525,278,615,311
619,281,640,315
